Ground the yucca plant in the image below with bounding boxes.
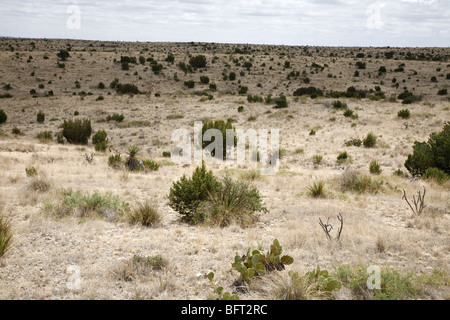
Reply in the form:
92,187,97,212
126,145,140,171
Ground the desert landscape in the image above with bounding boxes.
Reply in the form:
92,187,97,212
0,38,449,300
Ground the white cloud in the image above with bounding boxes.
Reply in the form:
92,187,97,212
0,0,448,46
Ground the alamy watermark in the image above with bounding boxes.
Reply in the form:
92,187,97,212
67,5,81,30
66,265,81,290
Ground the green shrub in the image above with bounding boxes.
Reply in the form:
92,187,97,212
57,49,70,61
369,160,382,175
363,132,377,148
168,162,220,222
201,119,237,160
437,89,447,96
345,138,362,147
293,86,323,98
356,61,366,69
37,131,52,142
184,80,195,88
238,106,244,113
337,151,348,162
12,126,21,135
0,109,7,124
121,62,129,70
238,86,248,95
106,113,125,122
313,155,323,165
25,167,38,177
229,72,236,81
142,159,159,171
195,175,267,227
422,167,449,184
200,76,209,84
209,83,217,91
162,151,171,158
95,140,107,152
92,129,107,145
98,82,105,89
332,100,347,109
343,109,354,117
189,55,207,68
62,118,92,145
397,109,410,119
116,83,139,95
404,122,449,175
274,94,288,108
37,111,45,123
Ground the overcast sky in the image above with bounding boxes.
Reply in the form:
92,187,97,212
0,0,449,47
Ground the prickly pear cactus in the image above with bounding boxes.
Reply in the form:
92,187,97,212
232,239,294,282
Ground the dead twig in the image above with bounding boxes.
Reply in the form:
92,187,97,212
402,186,427,216
319,213,343,241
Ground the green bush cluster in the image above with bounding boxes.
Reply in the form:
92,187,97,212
0,109,7,124
169,163,266,227
92,130,108,152
404,122,449,176
201,119,237,159
62,118,92,145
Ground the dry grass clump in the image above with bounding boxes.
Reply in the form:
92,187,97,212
307,180,327,198
42,188,129,221
127,202,162,227
0,213,13,259
112,254,169,281
339,168,384,194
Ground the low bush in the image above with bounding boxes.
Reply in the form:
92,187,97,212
397,109,410,119
333,100,347,109
363,132,377,148
62,118,92,145
345,138,362,147
422,167,449,184
106,113,125,122
168,162,220,222
184,80,195,88
189,55,207,68
0,109,7,124
337,151,348,162
37,111,45,123
116,83,139,95
404,122,449,175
